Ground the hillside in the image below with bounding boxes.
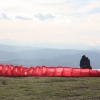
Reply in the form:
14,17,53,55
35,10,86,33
0,44,100,69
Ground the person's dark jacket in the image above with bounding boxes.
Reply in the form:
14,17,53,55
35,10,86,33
80,57,91,68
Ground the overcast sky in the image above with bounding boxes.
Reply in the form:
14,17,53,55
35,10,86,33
0,0,100,48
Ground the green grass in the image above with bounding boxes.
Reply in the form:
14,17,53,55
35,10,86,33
0,77,100,100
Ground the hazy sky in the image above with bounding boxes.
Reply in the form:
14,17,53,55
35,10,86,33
0,0,100,47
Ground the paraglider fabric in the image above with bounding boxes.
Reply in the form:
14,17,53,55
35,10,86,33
0,64,100,77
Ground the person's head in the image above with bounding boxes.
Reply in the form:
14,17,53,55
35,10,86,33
82,55,86,60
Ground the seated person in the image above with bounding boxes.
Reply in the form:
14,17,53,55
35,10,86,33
80,55,92,69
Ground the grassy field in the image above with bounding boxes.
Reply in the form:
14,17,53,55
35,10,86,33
0,77,100,100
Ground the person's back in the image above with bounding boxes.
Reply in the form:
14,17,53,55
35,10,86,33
80,55,92,69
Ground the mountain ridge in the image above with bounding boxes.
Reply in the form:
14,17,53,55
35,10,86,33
0,44,100,69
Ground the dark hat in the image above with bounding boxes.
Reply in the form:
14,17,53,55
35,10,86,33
82,55,86,57
82,55,86,59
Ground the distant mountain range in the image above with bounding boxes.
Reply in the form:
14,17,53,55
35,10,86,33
0,44,100,69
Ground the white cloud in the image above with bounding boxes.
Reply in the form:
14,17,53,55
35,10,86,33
34,13,55,20
0,12,11,20
77,0,100,14
15,15,32,20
